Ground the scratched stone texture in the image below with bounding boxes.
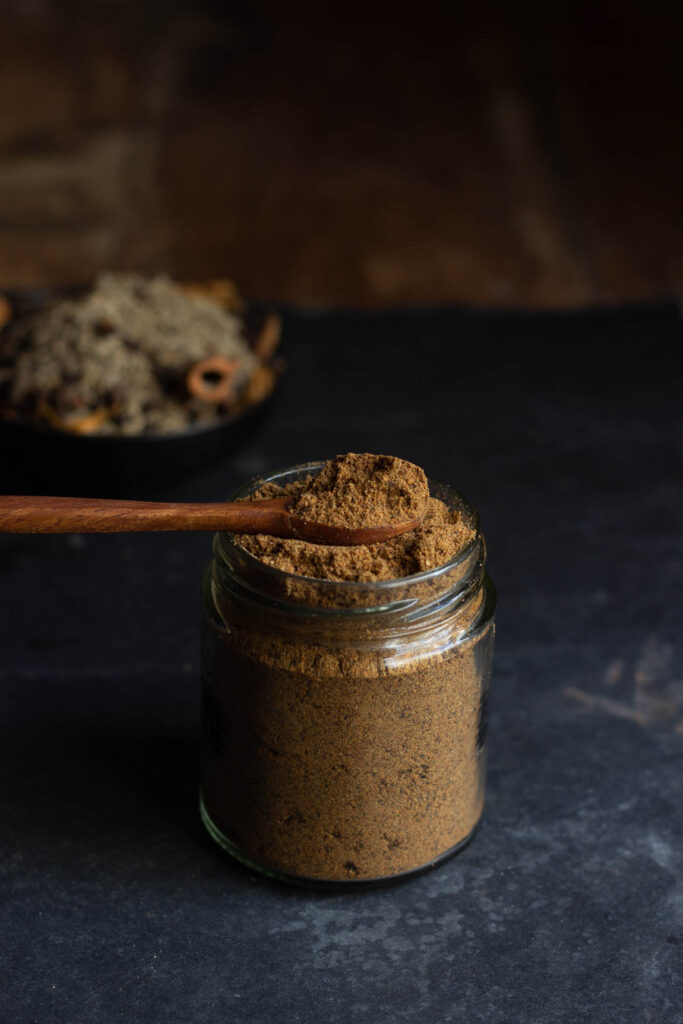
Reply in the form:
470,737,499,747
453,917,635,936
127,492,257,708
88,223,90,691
0,304,682,1023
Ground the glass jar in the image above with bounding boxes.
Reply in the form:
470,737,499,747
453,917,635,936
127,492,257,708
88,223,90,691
200,462,496,887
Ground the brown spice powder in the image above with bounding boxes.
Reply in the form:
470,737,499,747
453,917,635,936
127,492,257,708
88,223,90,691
202,624,488,881
201,454,493,882
239,453,473,583
290,452,431,528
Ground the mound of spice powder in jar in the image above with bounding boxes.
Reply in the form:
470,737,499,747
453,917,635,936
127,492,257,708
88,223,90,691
200,453,495,884
239,453,472,583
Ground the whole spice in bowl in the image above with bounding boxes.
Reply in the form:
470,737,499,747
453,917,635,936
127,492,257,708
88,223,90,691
200,453,496,886
0,272,281,436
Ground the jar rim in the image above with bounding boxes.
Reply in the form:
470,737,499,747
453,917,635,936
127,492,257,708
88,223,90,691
213,460,482,608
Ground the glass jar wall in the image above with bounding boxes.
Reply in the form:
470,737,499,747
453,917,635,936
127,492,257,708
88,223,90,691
200,463,496,886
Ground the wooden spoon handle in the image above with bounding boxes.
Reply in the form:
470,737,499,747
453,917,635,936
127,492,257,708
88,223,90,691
0,495,420,544
0,496,285,534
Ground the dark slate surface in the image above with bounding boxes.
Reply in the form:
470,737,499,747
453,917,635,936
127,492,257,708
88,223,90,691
1,304,682,1023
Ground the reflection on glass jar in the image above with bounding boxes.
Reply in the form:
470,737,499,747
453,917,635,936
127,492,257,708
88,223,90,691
200,462,496,887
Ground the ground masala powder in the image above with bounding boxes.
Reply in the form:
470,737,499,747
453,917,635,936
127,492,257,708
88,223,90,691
200,454,495,883
239,453,473,584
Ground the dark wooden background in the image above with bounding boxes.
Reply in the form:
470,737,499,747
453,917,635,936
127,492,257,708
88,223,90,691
0,0,680,307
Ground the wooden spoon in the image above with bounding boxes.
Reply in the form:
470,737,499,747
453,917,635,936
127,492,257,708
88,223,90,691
0,495,420,546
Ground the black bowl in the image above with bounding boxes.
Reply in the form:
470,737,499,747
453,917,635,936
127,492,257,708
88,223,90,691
0,287,283,495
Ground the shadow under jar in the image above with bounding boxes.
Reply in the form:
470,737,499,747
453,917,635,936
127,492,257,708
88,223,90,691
200,462,496,887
